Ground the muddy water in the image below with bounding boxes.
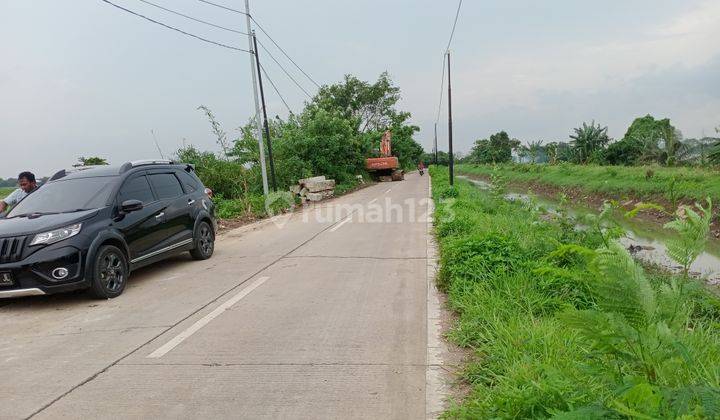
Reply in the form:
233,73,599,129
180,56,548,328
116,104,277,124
457,175,720,285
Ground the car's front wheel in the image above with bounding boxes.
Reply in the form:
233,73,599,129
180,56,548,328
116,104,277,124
89,245,128,299
190,221,214,260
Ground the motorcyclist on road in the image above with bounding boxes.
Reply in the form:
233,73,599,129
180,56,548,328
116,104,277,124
417,161,425,176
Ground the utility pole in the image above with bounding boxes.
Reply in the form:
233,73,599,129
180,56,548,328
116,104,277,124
252,32,277,191
447,50,454,186
244,0,269,196
433,123,438,165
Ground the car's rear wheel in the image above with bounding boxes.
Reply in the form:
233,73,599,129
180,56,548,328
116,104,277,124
89,245,128,299
190,221,214,260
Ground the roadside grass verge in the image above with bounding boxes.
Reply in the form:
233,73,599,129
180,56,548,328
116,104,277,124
456,163,720,203
430,166,720,418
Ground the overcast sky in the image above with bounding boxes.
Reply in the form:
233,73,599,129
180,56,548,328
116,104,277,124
1,0,719,178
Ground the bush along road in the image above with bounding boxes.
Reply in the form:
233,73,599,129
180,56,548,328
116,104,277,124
429,166,720,418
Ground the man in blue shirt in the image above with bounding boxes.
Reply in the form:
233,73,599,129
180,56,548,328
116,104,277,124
0,172,38,213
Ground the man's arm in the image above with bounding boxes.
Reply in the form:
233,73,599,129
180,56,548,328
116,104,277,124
0,189,19,213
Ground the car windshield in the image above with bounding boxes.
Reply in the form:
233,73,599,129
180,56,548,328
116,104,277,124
7,176,117,217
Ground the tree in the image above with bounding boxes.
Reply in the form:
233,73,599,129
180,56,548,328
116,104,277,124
710,126,720,165
421,151,451,166
469,131,521,164
310,72,409,133
569,121,610,164
74,156,108,167
606,115,680,166
218,73,424,190
527,140,545,164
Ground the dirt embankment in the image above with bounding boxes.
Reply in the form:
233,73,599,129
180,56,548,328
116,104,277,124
460,172,720,239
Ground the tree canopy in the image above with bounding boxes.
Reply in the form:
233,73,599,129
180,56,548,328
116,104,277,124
569,121,610,164
606,115,681,165
74,156,109,167
468,131,521,164
179,73,424,196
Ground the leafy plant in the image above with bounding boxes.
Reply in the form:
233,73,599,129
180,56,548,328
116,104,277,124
624,202,666,219
583,201,624,247
489,173,507,198
663,198,713,276
560,243,720,418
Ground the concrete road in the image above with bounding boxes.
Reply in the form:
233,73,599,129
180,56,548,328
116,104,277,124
0,173,443,419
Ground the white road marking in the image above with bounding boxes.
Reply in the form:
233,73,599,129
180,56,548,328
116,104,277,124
368,198,378,204
385,188,392,194
147,276,269,359
330,216,352,232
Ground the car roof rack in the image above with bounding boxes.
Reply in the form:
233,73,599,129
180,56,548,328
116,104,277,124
119,159,175,173
48,166,95,181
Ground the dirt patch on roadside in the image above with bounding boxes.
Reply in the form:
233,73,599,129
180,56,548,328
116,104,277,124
435,288,474,407
216,215,261,234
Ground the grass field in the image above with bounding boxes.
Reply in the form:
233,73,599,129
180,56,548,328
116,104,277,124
456,163,720,203
430,166,720,418
0,187,13,200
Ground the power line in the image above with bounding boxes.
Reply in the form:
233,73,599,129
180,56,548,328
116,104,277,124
195,0,320,89
197,0,248,16
257,39,312,99
251,18,320,89
435,60,446,124
100,0,250,53
434,0,463,125
137,0,249,35
259,63,293,115
444,0,463,53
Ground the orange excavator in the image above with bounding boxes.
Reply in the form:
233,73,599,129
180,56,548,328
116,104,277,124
365,130,404,182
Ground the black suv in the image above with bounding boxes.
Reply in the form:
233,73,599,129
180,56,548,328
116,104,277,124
0,160,216,299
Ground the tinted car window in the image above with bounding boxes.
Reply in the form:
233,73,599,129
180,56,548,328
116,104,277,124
148,173,184,199
7,177,117,216
176,171,199,193
119,175,154,204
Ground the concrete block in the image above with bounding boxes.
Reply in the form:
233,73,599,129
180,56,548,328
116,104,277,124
289,185,301,195
298,176,325,184
305,179,336,193
306,192,324,202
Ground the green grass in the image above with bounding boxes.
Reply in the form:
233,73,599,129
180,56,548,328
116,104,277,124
0,187,13,199
430,166,720,418
456,163,720,203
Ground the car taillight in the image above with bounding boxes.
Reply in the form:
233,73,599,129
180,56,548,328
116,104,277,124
204,187,213,198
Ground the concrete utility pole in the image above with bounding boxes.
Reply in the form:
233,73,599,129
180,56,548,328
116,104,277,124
245,0,269,196
447,50,454,186
434,123,438,165
252,32,277,191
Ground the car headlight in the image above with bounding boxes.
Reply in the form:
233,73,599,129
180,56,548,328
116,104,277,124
30,223,82,246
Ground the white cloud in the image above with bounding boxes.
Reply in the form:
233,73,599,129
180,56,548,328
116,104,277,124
453,0,720,117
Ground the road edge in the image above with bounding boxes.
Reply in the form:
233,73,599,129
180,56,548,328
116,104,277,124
425,173,450,419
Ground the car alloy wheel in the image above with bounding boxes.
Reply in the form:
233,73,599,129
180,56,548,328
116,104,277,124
99,251,125,293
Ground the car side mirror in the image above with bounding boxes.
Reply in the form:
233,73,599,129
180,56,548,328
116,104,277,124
120,199,143,214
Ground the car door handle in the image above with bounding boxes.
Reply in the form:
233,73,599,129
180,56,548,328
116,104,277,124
155,212,165,219
187,199,195,205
